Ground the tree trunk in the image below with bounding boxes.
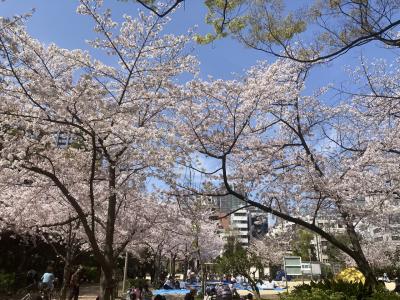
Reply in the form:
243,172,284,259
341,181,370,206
183,256,189,281
100,267,115,300
345,221,378,291
171,254,176,277
239,198,378,289
60,258,72,300
247,277,260,300
153,253,162,288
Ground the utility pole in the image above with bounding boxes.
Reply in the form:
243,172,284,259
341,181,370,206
122,251,129,294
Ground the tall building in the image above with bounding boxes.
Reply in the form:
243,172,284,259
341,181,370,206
212,195,269,247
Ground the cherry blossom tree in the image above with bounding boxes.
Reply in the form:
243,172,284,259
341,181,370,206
172,57,399,288
134,199,223,287
0,187,86,300
0,0,196,298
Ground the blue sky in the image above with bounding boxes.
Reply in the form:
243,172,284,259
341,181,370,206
1,1,263,78
1,1,395,89
2,0,396,100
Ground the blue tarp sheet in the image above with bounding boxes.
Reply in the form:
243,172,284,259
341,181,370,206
153,289,190,295
152,286,284,295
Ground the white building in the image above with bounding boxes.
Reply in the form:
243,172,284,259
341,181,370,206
212,195,269,247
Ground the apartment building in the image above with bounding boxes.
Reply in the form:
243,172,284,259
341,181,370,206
212,195,269,247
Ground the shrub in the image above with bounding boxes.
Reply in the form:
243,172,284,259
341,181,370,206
0,272,15,293
280,279,400,300
368,289,400,300
291,279,368,299
279,288,352,300
128,277,150,288
84,266,99,283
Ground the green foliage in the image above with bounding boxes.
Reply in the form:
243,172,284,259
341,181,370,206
128,277,149,288
291,229,317,260
280,279,400,300
373,265,400,280
84,266,100,283
291,280,368,299
215,237,262,294
280,288,352,300
368,290,400,300
0,272,15,293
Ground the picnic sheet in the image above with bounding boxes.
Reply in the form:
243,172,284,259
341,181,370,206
152,286,284,295
153,289,190,295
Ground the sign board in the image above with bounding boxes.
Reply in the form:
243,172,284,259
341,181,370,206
301,263,312,274
283,256,302,276
311,263,321,275
301,262,322,275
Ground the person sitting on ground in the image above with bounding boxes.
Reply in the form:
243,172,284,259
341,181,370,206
383,272,389,282
207,286,217,300
143,284,153,300
184,288,197,300
129,291,137,300
217,284,232,300
135,286,144,300
246,293,253,300
163,276,174,290
263,277,277,290
394,277,400,293
231,286,240,300
174,278,181,289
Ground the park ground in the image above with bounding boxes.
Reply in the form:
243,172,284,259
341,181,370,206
72,281,397,300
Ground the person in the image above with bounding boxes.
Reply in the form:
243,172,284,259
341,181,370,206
126,287,136,300
217,284,232,300
189,272,196,284
41,266,55,290
163,276,174,289
263,277,277,290
231,287,240,300
41,266,55,300
27,269,39,288
394,277,400,293
383,272,389,282
68,265,83,300
174,279,181,289
41,266,55,288
135,286,143,300
184,288,197,300
206,286,217,300
143,284,153,300
154,295,163,300
128,291,137,300
245,293,253,300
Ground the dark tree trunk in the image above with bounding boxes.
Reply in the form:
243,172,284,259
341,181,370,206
100,265,115,300
345,221,378,290
60,257,72,300
247,276,260,300
170,254,176,277
153,252,162,288
236,198,378,290
183,256,189,281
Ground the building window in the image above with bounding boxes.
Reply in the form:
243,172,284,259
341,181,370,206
235,213,247,216
373,228,382,234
